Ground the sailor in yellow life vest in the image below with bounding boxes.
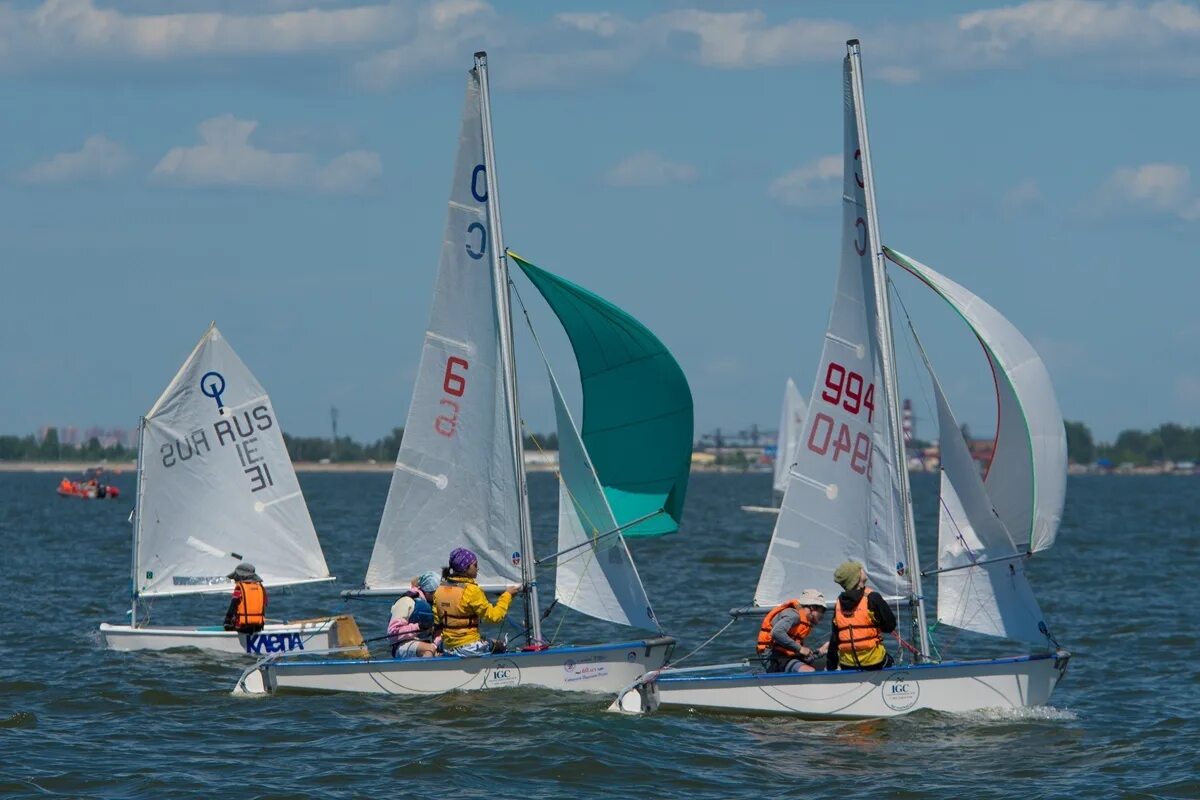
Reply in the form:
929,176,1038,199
826,560,897,671
757,588,828,673
223,562,267,634
433,547,520,656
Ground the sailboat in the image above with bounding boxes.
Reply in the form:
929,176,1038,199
742,378,807,514
235,52,688,697
613,40,1070,718
99,324,363,656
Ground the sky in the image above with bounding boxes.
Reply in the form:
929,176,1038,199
2,0,1199,445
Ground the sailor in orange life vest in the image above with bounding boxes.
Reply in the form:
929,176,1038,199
826,559,897,671
223,562,267,634
757,588,829,673
433,547,520,656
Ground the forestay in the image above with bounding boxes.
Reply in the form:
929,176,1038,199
884,247,1066,553
928,365,1047,644
548,366,660,632
136,324,330,598
365,72,523,591
511,253,692,537
755,57,906,607
773,378,807,494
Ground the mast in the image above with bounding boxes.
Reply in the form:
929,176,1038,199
846,39,930,659
474,52,543,644
130,415,147,627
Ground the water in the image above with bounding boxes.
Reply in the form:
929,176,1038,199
1,471,1196,799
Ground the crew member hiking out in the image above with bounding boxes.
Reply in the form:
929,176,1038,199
224,562,266,634
826,560,896,671
433,547,519,656
757,589,828,673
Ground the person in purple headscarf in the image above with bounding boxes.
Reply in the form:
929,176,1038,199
433,547,520,656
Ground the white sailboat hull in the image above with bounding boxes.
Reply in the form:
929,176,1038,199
617,651,1069,719
100,616,360,657
236,636,675,697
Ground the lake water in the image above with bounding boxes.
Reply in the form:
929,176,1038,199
0,471,1196,799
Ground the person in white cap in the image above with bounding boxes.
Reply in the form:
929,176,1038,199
755,589,829,673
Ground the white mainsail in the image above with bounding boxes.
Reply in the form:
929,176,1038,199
885,247,1067,554
755,57,906,607
548,368,660,632
928,366,1047,644
365,71,523,591
135,324,331,598
772,378,808,494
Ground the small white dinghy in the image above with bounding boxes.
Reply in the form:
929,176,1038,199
614,40,1071,719
742,378,807,515
100,324,363,657
235,52,690,698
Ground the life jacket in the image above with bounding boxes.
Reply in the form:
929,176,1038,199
834,587,883,665
388,588,435,644
234,580,266,631
434,579,479,633
756,600,813,656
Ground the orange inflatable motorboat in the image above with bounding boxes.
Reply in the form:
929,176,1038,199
57,478,120,500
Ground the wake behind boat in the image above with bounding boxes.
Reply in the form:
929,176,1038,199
236,52,690,698
100,324,363,656
614,40,1070,719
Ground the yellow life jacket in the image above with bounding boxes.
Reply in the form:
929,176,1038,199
434,580,480,634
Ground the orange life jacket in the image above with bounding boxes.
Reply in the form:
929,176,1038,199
234,580,266,630
434,581,479,632
756,600,813,656
834,587,882,657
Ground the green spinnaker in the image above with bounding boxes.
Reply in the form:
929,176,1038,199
510,251,693,536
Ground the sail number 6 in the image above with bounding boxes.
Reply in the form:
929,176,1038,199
435,357,470,438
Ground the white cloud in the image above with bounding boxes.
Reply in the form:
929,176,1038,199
656,10,851,68
1001,177,1042,211
768,155,840,207
151,114,381,194
602,151,697,188
17,134,132,184
1094,163,1200,221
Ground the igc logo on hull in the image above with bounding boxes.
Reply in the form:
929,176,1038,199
880,672,920,712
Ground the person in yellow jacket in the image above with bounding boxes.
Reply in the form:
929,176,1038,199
826,560,897,671
433,547,520,656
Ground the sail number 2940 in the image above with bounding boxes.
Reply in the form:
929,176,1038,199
435,357,469,438
807,361,875,478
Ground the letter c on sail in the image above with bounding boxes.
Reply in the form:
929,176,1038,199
466,222,487,260
854,149,864,189
854,218,867,256
471,164,488,203
200,371,226,412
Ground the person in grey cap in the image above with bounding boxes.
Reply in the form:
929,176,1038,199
756,589,829,673
826,560,896,671
223,562,267,634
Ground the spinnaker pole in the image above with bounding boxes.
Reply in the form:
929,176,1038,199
474,52,543,645
846,39,930,660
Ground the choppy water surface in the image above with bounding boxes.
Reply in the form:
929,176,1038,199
1,471,1196,799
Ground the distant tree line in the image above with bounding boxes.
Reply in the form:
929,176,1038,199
0,426,561,463
1066,421,1200,466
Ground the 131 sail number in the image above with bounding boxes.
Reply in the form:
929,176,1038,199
435,357,469,438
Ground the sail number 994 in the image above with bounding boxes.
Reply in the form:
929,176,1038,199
807,361,875,478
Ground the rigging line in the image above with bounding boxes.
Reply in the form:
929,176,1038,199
888,276,940,451
664,618,738,669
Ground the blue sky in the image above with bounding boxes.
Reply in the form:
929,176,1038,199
2,0,1199,444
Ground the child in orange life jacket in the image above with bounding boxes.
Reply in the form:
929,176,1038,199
223,562,267,634
433,547,520,656
757,589,829,672
387,571,441,658
826,560,897,671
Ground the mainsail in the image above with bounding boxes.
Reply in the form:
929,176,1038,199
773,378,808,494
511,253,693,537
755,55,907,606
548,366,660,632
365,71,523,591
135,324,331,598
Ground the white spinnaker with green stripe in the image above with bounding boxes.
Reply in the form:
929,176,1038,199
886,246,1066,554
